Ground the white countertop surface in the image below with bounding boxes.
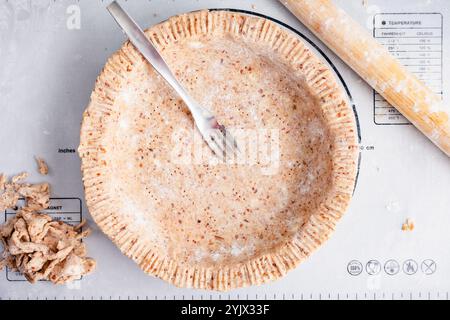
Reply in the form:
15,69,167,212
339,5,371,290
0,0,449,300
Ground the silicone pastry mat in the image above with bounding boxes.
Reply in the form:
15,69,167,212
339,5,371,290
0,0,449,300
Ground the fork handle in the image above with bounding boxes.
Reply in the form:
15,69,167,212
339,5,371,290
107,1,204,117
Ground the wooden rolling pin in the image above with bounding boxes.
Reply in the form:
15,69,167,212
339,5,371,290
280,0,450,156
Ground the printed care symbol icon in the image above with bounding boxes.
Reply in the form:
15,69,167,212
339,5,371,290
384,259,400,275
421,259,437,275
403,259,418,275
347,260,363,276
366,260,381,275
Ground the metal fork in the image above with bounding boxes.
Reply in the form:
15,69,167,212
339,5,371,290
107,1,239,161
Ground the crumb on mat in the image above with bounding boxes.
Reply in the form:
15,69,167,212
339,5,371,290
35,157,49,175
401,218,414,231
0,172,95,284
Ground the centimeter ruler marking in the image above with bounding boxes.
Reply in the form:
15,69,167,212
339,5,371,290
1,292,448,300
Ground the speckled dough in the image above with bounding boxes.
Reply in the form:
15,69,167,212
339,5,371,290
79,11,359,291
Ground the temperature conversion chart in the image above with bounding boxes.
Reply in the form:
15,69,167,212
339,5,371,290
373,13,443,125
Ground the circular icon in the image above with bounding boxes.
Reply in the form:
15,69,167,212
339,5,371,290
384,259,400,275
403,259,418,275
421,259,437,275
366,260,381,275
347,260,363,276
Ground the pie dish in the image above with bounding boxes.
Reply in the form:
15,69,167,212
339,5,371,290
79,10,359,290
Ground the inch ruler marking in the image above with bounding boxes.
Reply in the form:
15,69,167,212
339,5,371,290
2,291,448,300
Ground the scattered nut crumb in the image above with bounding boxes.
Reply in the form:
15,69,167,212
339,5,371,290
0,174,6,190
401,218,414,231
251,4,257,9
11,172,29,184
35,157,49,175
0,172,96,284
0,173,49,212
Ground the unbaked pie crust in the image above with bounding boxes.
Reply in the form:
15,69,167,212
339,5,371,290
79,10,359,290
